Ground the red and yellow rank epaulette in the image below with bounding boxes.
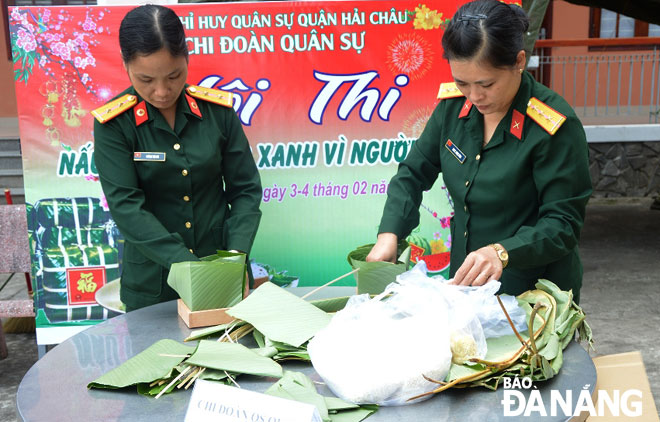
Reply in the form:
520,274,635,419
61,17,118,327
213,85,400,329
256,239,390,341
186,85,233,108
526,97,566,135
437,82,464,100
91,94,138,124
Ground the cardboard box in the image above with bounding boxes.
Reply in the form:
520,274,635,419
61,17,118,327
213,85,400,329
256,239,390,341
177,299,235,328
586,351,659,421
176,273,250,328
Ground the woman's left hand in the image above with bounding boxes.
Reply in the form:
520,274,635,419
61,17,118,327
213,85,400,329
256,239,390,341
449,246,503,287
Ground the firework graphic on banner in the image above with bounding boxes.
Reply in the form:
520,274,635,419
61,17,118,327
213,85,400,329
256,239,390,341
386,32,434,81
402,106,434,138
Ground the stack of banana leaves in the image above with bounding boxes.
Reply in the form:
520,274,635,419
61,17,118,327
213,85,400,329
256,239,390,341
88,279,591,417
87,282,377,422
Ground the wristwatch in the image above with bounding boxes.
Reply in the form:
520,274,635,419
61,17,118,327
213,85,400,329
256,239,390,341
489,243,509,268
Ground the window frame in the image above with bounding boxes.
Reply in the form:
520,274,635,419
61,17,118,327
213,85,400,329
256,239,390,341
589,7,657,51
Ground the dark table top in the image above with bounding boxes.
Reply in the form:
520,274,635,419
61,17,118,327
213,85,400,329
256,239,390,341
17,287,595,422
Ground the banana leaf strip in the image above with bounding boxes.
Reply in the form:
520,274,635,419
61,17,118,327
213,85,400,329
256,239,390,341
324,397,359,412
226,282,331,348
185,340,283,378
87,339,194,390
328,406,378,422
253,329,266,348
184,320,247,342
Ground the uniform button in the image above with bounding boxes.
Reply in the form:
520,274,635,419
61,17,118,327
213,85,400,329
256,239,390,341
465,181,470,187
183,195,190,202
185,221,192,229
189,249,194,254
174,143,181,151
476,154,481,161
182,169,188,176
464,205,468,212
464,231,468,237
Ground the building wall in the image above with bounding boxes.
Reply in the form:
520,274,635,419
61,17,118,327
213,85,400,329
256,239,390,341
0,6,18,118
544,1,660,113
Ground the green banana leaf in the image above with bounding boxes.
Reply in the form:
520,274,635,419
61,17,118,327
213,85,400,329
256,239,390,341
265,371,377,422
87,339,195,390
255,330,311,361
310,296,352,313
446,331,530,383
226,282,331,348
347,241,411,295
253,329,266,348
185,340,283,378
266,371,331,422
197,368,230,381
253,346,279,358
167,251,246,311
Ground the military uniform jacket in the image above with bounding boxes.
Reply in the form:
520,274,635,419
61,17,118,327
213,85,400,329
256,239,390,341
94,85,262,310
379,72,592,301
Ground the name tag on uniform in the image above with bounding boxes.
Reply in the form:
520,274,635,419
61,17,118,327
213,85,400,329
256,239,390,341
134,152,166,162
445,139,466,164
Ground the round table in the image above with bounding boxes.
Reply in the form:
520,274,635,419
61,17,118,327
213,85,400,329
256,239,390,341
16,287,596,421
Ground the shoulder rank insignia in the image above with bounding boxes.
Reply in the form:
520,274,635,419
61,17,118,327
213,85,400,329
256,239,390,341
437,82,464,100
526,97,566,135
92,94,138,124
186,85,233,108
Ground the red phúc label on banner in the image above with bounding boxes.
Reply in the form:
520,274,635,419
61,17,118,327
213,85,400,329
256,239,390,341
66,267,107,306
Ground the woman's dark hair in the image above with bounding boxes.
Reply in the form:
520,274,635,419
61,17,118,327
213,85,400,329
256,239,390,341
119,5,188,63
442,0,529,68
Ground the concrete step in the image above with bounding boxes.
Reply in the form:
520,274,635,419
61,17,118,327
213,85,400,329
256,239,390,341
0,138,21,152
0,169,24,189
0,151,23,169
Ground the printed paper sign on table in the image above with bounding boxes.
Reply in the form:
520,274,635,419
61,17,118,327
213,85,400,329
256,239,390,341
185,380,322,422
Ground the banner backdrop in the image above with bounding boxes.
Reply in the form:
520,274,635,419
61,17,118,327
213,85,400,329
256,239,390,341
10,0,519,343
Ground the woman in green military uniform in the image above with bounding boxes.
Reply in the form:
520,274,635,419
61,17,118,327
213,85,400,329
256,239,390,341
367,0,592,303
93,5,262,311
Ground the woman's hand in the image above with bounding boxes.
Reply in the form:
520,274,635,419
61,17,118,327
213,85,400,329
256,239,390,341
450,245,503,287
366,233,399,263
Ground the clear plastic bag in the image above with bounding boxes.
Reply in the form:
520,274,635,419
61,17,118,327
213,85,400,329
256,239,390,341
397,263,488,364
445,275,529,338
307,262,487,406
